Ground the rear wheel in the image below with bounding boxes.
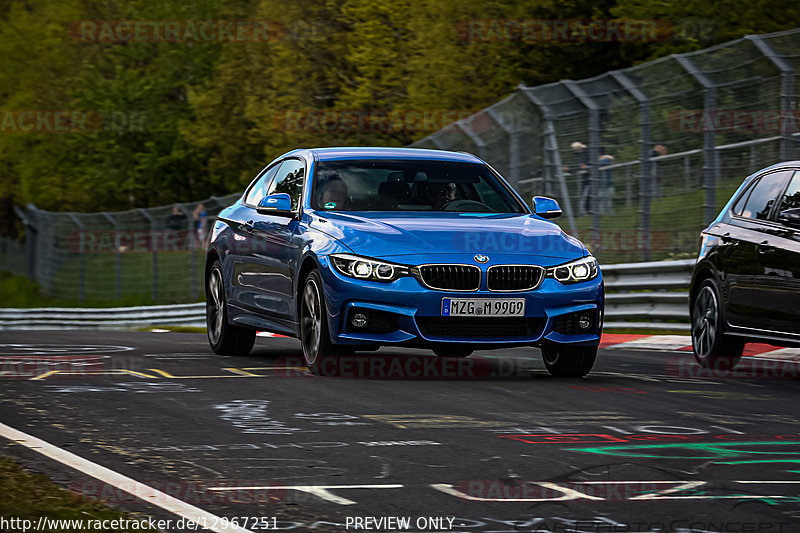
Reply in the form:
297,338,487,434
691,280,743,370
300,270,339,375
206,261,255,356
541,344,597,377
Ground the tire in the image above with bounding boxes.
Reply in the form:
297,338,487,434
206,261,256,356
433,345,473,358
300,270,339,375
691,279,744,370
541,344,597,377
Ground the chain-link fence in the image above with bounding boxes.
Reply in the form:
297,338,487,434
9,194,239,304
413,28,800,263
3,29,800,305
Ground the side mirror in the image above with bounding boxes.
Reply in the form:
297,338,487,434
257,193,293,216
532,196,562,219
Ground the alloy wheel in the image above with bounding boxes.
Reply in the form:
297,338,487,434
692,286,717,359
207,267,225,345
301,278,322,366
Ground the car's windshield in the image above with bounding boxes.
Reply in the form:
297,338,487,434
311,159,525,213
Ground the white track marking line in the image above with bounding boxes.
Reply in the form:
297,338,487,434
0,422,252,533
209,483,404,505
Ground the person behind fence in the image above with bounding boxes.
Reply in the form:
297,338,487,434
193,203,207,246
598,154,615,214
165,205,187,231
650,143,668,198
569,141,590,216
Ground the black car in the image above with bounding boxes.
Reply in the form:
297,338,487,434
690,161,800,368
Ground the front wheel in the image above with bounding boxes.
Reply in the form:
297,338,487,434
206,261,256,356
541,344,597,377
691,280,743,370
300,270,339,375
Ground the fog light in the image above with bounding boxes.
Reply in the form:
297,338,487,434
351,313,368,328
578,313,592,330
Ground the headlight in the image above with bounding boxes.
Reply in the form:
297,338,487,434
330,254,410,282
546,256,599,284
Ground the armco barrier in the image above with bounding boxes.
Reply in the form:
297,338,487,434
0,260,695,331
0,303,205,330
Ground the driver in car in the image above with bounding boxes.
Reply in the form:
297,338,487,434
317,175,349,209
428,182,457,209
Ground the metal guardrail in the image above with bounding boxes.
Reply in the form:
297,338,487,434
0,303,205,330
0,260,696,331
602,259,694,331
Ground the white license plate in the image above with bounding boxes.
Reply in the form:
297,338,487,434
442,298,525,317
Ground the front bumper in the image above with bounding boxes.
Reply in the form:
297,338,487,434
318,255,604,349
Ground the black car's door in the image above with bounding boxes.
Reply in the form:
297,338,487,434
244,157,306,319
751,169,800,335
722,170,791,329
720,170,793,329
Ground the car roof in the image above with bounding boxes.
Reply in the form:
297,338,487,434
284,147,483,163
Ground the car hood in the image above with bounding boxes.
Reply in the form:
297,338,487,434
309,211,585,260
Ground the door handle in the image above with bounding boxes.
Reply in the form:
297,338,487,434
720,233,738,246
243,220,255,231
757,240,775,254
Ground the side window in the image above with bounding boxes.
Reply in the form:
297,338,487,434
267,158,306,211
731,181,755,216
778,170,800,225
740,171,790,221
244,164,280,206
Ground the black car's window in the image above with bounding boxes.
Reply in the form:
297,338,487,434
267,158,305,211
244,164,280,206
740,171,790,221
778,170,800,224
311,159,525,213
731,181,755,216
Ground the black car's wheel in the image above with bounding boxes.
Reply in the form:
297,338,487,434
541,344,597,377
206,261,256,356
300,270,339,375
433,345,473,358
691,279,744,369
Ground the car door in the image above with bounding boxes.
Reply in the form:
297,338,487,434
224,163,281,311
751,169,800,335
725,169,793,331
243,157,306,318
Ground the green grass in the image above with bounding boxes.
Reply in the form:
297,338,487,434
1,250,206,307
559,176,742,264
0,455,156,531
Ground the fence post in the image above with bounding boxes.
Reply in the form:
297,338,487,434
520,88,578,235
178,204,197,300
138,208,158,301
747,35,796,160
675,55,717,225
563,81,601,249
66,213,86,302
610,71,651,261
455,121,488,161
487,106,519,191
101,212,122,300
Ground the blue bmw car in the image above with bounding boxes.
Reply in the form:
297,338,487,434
205,147,604,377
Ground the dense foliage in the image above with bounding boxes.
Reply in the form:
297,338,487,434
0,0,796,231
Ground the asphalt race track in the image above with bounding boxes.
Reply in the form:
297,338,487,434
1,330,799,533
